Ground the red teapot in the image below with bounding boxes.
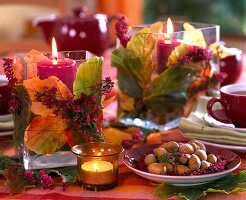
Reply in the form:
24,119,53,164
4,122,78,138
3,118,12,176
34,7,122,56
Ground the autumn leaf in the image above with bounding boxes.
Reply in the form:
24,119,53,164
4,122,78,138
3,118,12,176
23,76,72,116
24,115,67,154
155,171,246,200
73,56,103,100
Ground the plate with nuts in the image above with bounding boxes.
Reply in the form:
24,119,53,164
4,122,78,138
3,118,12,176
123,141,241,186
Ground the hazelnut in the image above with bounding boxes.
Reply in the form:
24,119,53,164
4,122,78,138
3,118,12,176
165,141,179,153
188,154,201,171
160,162,173,173
179,154,191,165
193,141,206,151
207,154,217,164
195,150,207,161
153,148,168,158
144,154,157,166
147,163,166,175
159,143,167,149
201,160,211,170
188,141,200,151
179,144,194,154
176,165,191,175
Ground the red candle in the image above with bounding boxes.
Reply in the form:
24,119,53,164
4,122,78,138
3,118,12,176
157,18,180,74
37,59,76,91
157,39,180,74
37,38,77,92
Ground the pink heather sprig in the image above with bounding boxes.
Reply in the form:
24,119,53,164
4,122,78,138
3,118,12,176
2,58,21,113
115,16,131,48
121,131,144,149
35,78,114,141
90,77,115,96
178,46,213,65
12,162,54,189
187,71,226,98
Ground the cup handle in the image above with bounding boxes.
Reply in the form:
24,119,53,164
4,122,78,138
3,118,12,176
207,98,233,124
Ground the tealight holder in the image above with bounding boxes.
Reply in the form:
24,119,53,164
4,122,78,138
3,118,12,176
71,142,124,191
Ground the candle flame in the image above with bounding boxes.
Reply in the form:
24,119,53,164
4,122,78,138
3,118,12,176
97,152,102,156
94,162,98,169
166,18,174,38
52,37,58,64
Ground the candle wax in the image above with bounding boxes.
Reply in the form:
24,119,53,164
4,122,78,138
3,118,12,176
37,58,76,92
81,160,114,185
157,39,180,74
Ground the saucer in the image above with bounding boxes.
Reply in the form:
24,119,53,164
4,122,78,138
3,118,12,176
0,130,13,137
203,109,246,132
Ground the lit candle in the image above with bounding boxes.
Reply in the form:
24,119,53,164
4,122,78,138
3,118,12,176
37,38,77,91
81,160,114,185
157,18,180,74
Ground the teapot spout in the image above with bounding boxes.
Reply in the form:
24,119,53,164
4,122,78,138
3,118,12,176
33,15,56,43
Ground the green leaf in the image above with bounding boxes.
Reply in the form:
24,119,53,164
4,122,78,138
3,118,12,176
14,84,33,155
73,57,103,99
155,171,246,200
3,166,34,195
117,69,142,98
143,65,199,114
111,28,155,89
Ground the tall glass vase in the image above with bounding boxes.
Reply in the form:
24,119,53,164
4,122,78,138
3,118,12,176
13,50,103,169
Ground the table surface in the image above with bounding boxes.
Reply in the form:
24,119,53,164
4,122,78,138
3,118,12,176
0,50,246,200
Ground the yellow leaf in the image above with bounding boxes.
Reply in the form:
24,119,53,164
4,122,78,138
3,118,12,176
24,115,67,154
183,23,206,48
103,127,133,144
119,92,135,111
23,76,73,116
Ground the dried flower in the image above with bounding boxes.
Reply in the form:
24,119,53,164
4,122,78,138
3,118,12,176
115,16,131,48
2,58,21,113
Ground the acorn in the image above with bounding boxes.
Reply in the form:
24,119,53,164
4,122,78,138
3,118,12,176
153,148,168,158
144,154,157,166
179,143,194,154
165,141,179,153
188,154,201,171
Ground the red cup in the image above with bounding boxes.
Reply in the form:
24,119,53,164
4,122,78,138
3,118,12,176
207,83,246,128
220,48,242,86
0,75,10,115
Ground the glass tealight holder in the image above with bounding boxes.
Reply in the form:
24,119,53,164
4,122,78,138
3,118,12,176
71,142,124,191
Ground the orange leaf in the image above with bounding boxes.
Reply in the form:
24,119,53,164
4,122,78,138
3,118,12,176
102,87,117,108
23,76,73,116
24,115,67,154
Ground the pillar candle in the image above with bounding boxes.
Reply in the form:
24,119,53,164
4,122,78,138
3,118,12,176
157,38,180,74
37,58,77,92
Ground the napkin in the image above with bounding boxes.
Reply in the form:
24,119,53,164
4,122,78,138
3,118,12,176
0,114,14,131
179,96,246,146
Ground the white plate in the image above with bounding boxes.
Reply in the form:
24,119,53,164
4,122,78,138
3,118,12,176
203,112,246,132
124,143,241,186
194,139,246,153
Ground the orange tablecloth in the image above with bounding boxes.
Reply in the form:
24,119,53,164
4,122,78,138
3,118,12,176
0,51,246,200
